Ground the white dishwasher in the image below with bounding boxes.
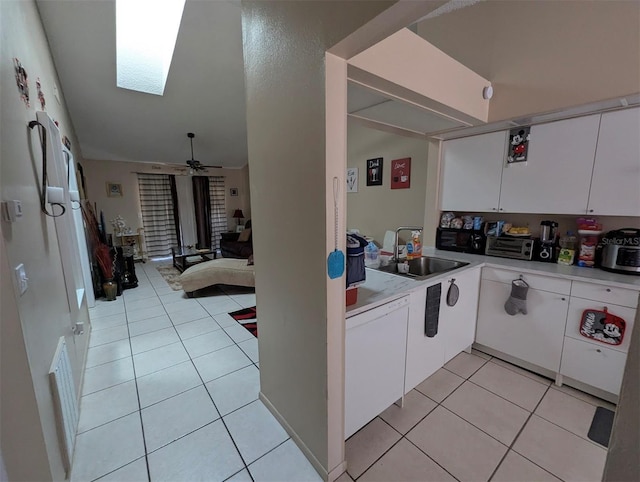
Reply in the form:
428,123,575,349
345,296,409,439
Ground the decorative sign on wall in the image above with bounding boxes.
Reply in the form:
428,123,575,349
391,157,411,189
366,157,383,186
346,168,358,193
13,58,30,107
507,127,530,164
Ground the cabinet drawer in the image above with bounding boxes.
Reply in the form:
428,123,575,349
571,281,639,308
565,298,636,353
560,336,626,395
481,267,571,295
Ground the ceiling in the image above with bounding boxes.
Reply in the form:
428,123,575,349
36,0,248,168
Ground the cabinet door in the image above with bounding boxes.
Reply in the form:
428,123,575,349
499,115,600,214
588,107,640,216
345,298,409,439
476,280,569,372
404,286,444,394
560,336,627,395
440,267,481,363
440,131,507,212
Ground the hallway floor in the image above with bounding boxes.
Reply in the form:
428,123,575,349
72,260,614,482
72,260,320,482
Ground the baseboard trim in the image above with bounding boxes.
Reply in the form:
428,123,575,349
327,460,348,482
259,392,331,481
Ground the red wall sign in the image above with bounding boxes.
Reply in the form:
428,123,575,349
391,157,411,189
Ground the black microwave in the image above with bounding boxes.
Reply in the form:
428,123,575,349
436,227,486,254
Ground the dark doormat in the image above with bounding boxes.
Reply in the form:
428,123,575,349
588,406,615,447
229,306,257,338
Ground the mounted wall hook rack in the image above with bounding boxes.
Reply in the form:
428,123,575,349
28,120,66,217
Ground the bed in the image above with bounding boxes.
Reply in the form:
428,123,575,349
180,258,255,296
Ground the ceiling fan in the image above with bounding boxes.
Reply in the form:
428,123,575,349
185,132,221,171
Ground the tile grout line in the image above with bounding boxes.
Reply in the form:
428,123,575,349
125,269,154,482
486,383,558,482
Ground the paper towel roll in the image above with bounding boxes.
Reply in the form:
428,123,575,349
47,186,65,204
69,189,80,202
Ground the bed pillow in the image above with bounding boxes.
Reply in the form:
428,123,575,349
237,228,252,242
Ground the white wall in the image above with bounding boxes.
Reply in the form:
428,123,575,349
347,120,428,246
0,2,90,479
241,1,392,478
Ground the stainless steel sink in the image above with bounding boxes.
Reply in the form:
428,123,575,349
376,256,469,280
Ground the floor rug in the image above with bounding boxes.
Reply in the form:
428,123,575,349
229,306,257,337
587,406,615,447
156,265,183,291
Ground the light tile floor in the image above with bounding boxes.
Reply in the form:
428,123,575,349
71,260,320,482
74,260,615,482
345,350,615,482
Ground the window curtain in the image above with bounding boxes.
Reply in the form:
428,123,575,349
208,176,227,251
137,173,179,257
192,176,212,249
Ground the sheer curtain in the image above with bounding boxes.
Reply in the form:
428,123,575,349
208,176,227,251
137,173,179,257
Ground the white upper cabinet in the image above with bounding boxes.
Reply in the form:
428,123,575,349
587,107,640,216
440,131,507,212
499,115,601,214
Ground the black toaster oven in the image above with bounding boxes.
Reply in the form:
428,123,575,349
436,228,486,254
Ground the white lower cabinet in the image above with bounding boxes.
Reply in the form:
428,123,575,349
476,277,569,373
345,296,409,439
440,268,481,363
404,285,444,394
560,337,627,395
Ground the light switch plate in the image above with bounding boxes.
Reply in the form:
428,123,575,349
14,263,28,295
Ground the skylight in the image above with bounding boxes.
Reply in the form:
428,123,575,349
116,0,186,96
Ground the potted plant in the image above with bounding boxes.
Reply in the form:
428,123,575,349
95,244,117,301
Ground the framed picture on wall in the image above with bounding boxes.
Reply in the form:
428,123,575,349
230,188,238,196
106,182,123,197
391,157,411,189
366,158,383,186
346,168,358,192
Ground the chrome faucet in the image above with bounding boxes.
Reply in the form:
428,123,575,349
394,226,423,262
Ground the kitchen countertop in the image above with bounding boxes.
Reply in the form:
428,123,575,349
346,247,640,319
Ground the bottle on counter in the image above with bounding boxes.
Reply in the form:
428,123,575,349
411,230,422,259
364,241,380,268
557,231,577,266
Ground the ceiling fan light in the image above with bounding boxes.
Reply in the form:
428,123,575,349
116,0,186,96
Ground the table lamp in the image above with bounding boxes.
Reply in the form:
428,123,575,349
233,209,245,228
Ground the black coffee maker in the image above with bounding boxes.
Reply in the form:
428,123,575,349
536,220,559,262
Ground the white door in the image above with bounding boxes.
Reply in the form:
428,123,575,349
440,131,507,212
345,297,409,439
440,267,481,363
499,115,600,214
404,285,444,393
476,279,569,372
588,107,640,216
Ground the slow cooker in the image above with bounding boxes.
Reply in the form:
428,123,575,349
600,228,640,275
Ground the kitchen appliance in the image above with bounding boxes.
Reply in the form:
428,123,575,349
536,220,559,263
436,227,486,254
600,228,640,275
485,235,534,260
